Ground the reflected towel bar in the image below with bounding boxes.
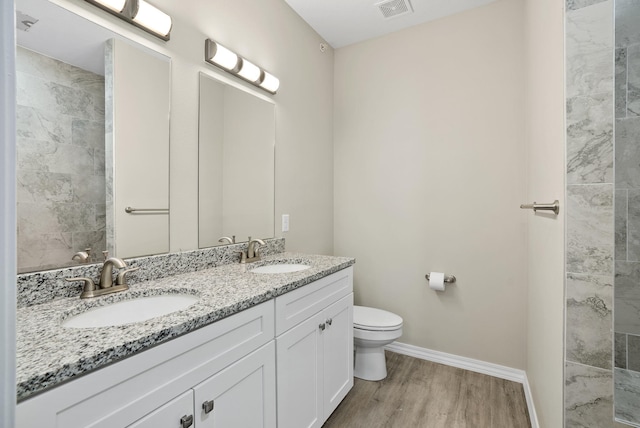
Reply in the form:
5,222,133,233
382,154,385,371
124,207,169,214
520,200,559,215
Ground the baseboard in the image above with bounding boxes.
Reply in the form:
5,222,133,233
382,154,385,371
385,342,539,428
522,372,540,428
384,342,526,382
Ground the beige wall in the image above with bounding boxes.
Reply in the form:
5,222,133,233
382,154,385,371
109,38,170,258
51,0,335,256
523,0,565,426
334,0,528,369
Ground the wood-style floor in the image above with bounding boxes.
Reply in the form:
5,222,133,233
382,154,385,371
323,351,531,428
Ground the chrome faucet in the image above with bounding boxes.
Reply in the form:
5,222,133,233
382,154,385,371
66,257,139,299
247,238,266,261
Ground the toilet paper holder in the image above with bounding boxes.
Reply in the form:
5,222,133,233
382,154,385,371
425,273,456,283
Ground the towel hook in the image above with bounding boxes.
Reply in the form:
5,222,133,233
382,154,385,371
520,200,559,215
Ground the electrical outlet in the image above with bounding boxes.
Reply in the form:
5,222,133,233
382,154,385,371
282,214,290,232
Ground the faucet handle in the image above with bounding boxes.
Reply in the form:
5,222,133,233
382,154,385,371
116,267,140,286
254,246,262,259
66,277,96,294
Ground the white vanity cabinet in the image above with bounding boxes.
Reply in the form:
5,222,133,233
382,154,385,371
16,265,354,428
128,342,276,428
17,301,275,428
275,267,354,428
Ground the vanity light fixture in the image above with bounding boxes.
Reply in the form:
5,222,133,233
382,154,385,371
83,0,172,40
204,39,280,94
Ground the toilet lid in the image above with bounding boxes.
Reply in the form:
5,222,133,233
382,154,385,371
353,306,403,331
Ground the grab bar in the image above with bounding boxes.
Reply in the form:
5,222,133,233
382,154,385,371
124,207,169,214
520,200,559,215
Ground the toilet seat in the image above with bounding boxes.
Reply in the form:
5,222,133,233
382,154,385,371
353,306,403,331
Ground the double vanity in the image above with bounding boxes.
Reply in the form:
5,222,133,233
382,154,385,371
14,1,348,426
16,242,355,428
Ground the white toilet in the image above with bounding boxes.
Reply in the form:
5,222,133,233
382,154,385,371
353,306,403,381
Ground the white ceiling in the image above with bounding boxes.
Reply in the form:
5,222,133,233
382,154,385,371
15,0,117,75
284,0,498,49
15,0,165,76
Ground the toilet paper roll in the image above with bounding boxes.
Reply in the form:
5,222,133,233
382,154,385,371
429,272,446,291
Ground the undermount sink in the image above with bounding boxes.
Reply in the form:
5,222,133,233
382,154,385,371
250,263,311,274
62,294,199,328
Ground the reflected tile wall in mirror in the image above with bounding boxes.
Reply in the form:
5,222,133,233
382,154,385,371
16,46,106,272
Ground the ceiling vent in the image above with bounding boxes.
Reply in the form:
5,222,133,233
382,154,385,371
375,0,413,19
16,10,39,32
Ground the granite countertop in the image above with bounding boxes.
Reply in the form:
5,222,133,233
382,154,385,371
16,252,355,401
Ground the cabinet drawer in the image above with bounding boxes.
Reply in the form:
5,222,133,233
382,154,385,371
17,300,275,428
126,390,194,428
275,267,353,336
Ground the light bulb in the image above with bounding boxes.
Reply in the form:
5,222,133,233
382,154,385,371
259,71,280,93
237,58,261,82
210,43,238,70
132,0,172,37
93,0,126,12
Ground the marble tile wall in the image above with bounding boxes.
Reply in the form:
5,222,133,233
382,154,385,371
564,0,624,427
16,47,106,271
613,0,640,424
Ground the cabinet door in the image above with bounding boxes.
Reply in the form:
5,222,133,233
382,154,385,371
127,390,194,428
276,311,325,428
194,341,276,428
322,294,354,420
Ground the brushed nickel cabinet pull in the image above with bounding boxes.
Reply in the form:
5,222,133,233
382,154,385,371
180,414,194,428
202,399,215,414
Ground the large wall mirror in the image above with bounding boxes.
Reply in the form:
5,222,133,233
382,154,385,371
614,0,640,425
15,0,170,273
198,73,275,248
